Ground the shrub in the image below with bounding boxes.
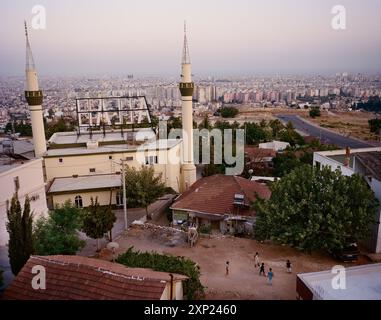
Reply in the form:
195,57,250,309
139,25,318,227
116,247,205,299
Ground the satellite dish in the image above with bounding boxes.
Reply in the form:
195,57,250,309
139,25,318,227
107,242,119,251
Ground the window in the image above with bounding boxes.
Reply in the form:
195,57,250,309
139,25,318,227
315,161,321,170
59,158,63,163
109,155,113,160
126,156,133,161
116,191,123,206
145,156,158,165
89,168,96,173
30,194,40,201
75,195,83,208
14,176,20,192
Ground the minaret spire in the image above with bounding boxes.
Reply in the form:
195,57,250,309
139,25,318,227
182,21,191,65
24,21,47,158
25,21,36,71
179,22,196,191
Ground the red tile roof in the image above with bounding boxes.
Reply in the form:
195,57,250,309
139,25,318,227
171,174,271,217
244,147,276,161
2,255,187,300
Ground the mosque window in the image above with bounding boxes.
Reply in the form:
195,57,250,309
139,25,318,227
75,195,83,208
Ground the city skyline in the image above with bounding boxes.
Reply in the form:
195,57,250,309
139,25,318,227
1,0,381,77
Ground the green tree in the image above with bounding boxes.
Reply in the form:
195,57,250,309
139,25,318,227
368,118,381,135
124,166,166,219
219,106,239,118
116,247,204,299
243,122,269,145
269,119,284,138
278,128,305,146
81,197,112,251
198,115,212,130
34,201,85,255
309,107,321,118
6,194,34,275
253,165,378,252
44,118,76,139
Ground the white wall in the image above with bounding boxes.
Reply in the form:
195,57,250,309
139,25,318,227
44,144,181,192
0,159,48,246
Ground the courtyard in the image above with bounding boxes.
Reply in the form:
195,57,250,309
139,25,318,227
97,226,370,300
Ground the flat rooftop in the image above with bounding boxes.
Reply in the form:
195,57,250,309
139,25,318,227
48,173,122,194
45,139,181,157
298,263,381,300
48,128,155,145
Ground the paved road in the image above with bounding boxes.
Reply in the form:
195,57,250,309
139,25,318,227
277,114,374,148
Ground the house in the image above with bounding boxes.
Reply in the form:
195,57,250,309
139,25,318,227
297,263,381,300
259,140,290,152
1,255,188,300
0,156,48,246
245,147,276,165
170,174,271,235
313,147,381,253
44,131,183,208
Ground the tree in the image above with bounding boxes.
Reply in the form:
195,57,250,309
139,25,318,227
198,115,212,130
81,197,110,251
309,107,321,118
45,118,76,139
253,165,378,252
278,128,305,146
116,247,204,299
6,194,34,275
244,122,270,145
34,201,85,255
124,166,166,219
269,119,284,138
219,106,239,118
369,118,381,135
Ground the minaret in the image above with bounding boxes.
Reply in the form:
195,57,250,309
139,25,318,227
179,22,196,191
24,21,47,158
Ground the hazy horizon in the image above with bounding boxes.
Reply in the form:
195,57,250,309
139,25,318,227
1,0,381,77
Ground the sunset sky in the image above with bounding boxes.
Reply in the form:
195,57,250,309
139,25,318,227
1,0,381,76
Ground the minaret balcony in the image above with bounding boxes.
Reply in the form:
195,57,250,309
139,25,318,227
179,82,194,97
25,90,43,106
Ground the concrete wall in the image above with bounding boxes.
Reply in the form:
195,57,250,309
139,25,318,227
160,280,184,300
44,144,181,192
51,190,116,208
313,153,355,176
0,159,48,246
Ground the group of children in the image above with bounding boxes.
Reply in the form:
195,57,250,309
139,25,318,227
225,253,292,286
255,252,292,285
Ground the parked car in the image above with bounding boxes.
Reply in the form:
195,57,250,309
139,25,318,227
329,240,359,262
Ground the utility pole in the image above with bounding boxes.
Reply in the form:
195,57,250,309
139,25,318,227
121,159,128,231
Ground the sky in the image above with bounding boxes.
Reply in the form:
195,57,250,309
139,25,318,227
1,0,381,77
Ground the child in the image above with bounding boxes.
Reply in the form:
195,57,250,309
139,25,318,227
254,252,260,268
268,268,274,285
259,263,265,276
286,260,292,273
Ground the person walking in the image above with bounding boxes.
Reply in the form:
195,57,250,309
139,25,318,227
259,263,265,276
225,261,230,276
254,252,260,268
268,268,274,285
286,260,292,273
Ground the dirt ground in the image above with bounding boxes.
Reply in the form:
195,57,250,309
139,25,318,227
103,227,370,300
